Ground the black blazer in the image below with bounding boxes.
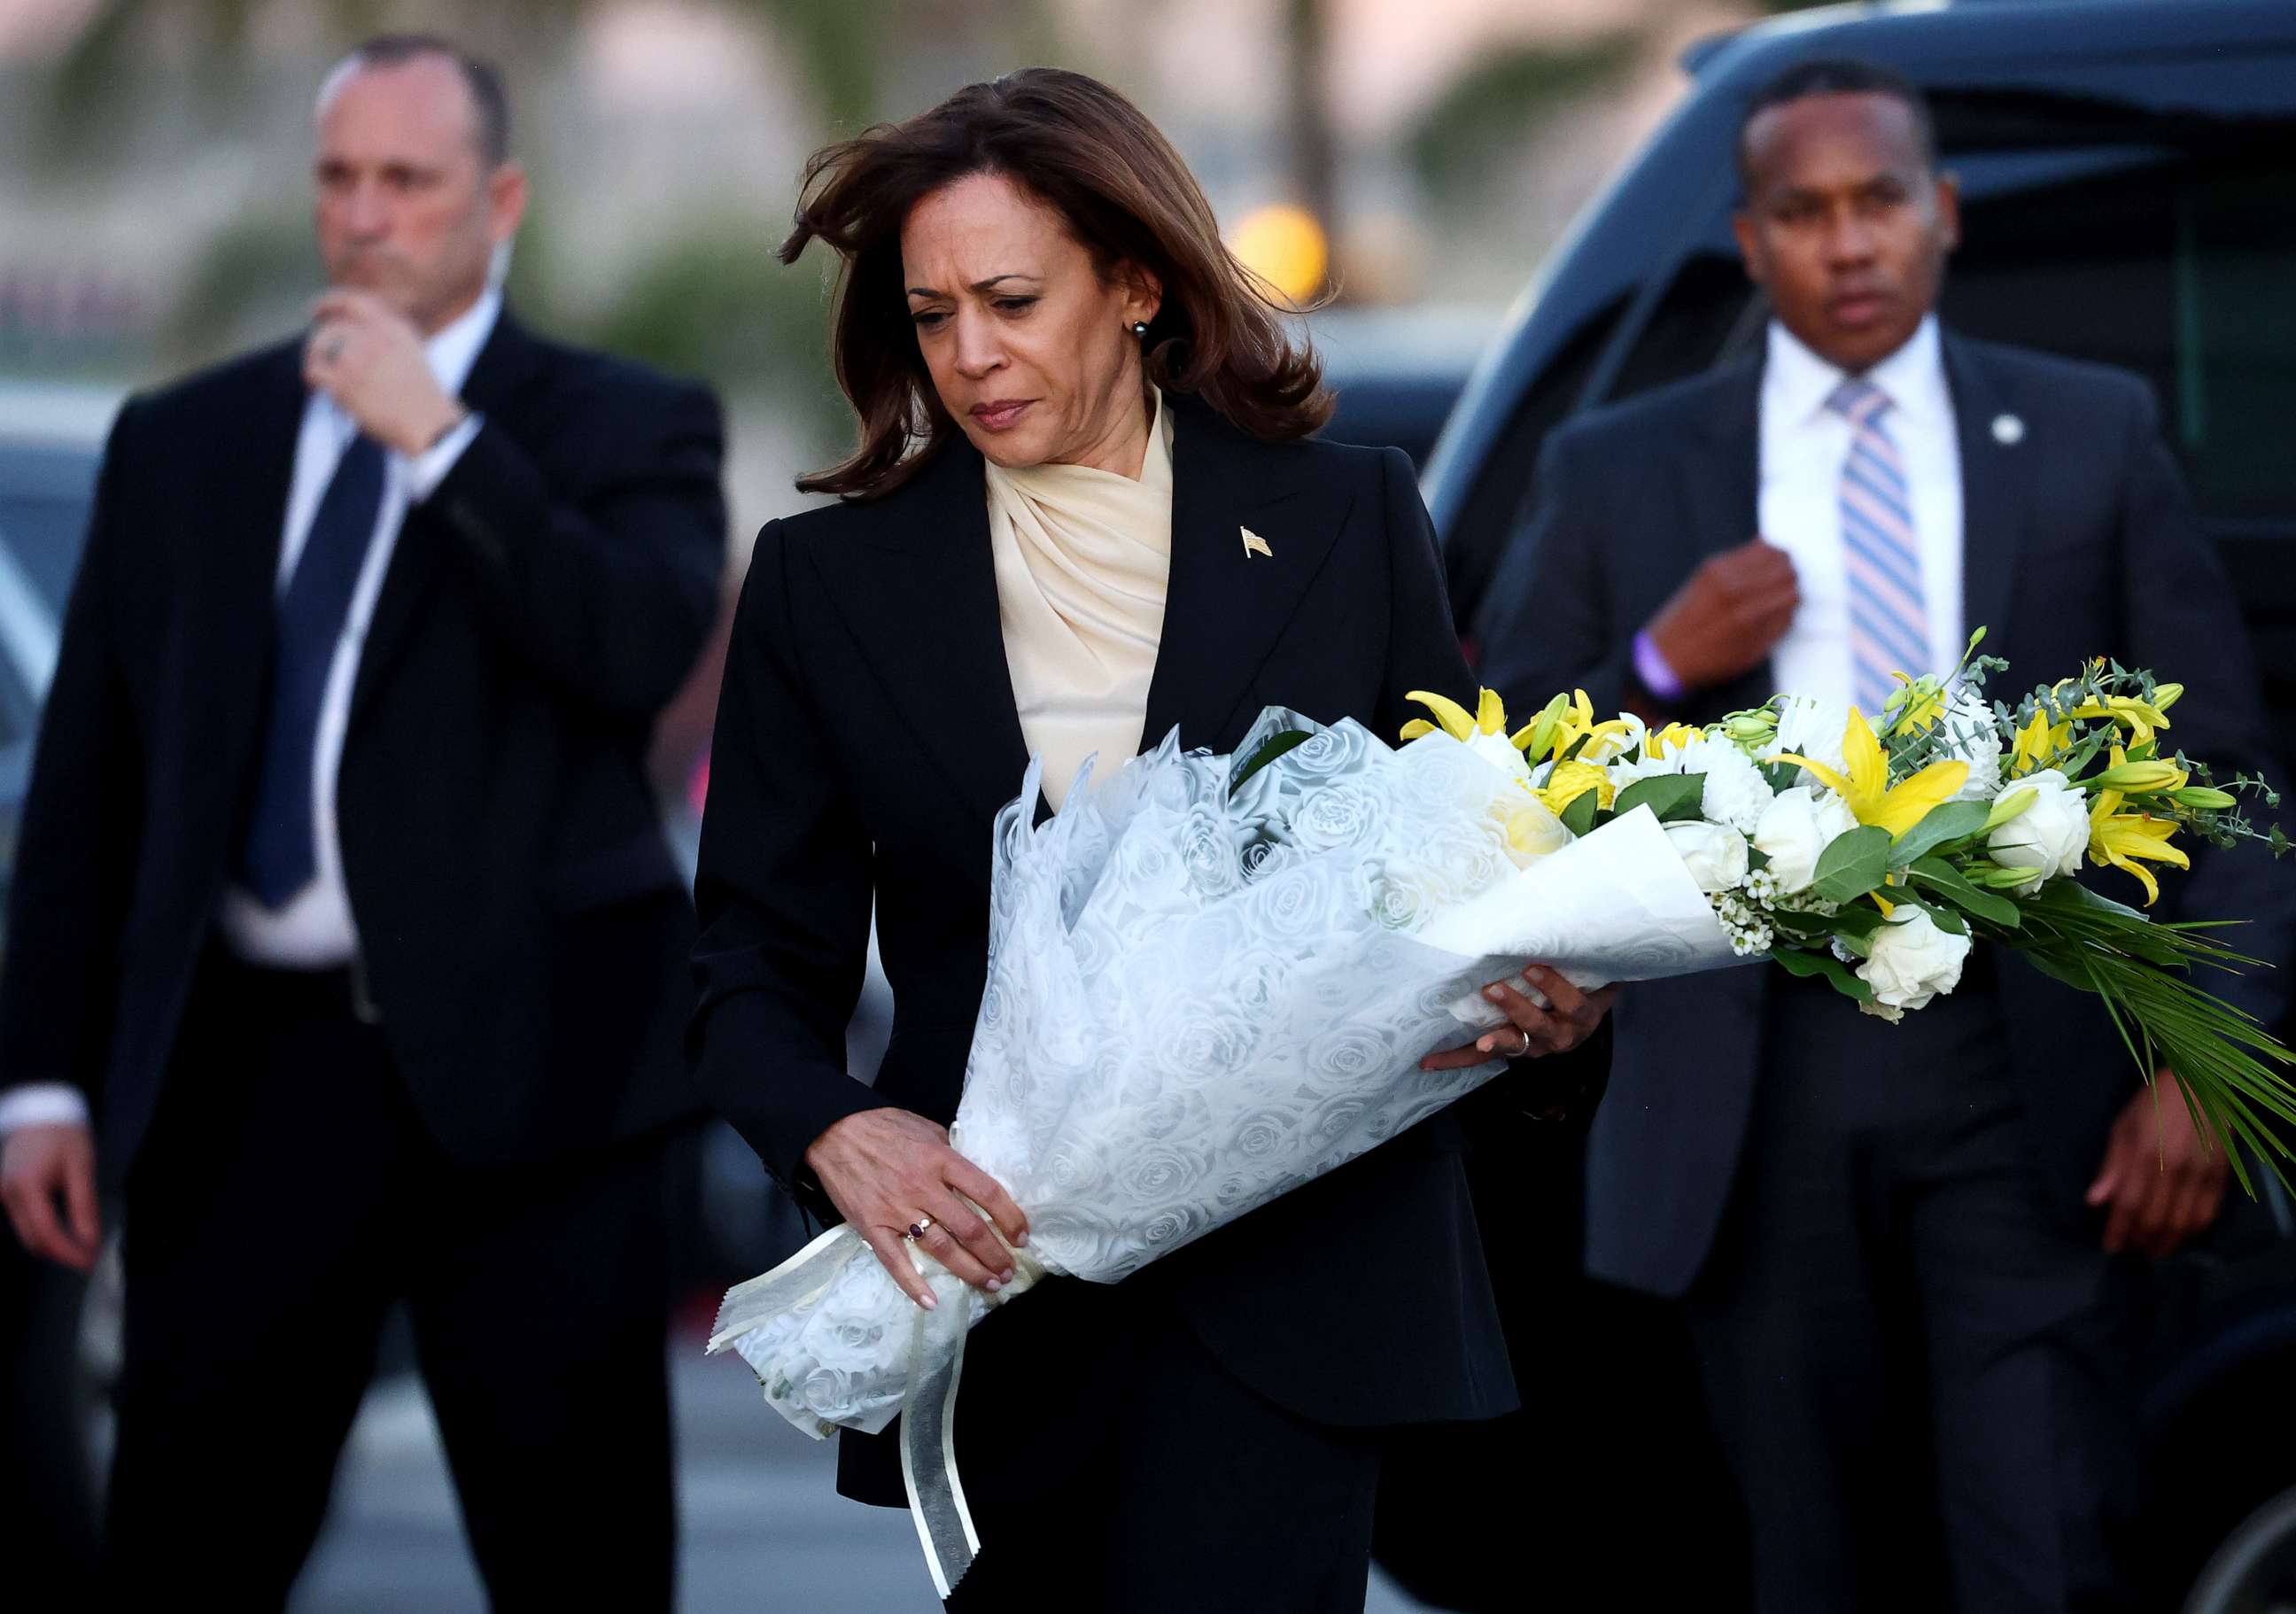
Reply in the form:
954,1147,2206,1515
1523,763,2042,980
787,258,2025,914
692,399,1530,1458
0,311,725,1189
1476,330,2292,1298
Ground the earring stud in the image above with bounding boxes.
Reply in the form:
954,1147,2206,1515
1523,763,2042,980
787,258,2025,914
1130,321,1151,339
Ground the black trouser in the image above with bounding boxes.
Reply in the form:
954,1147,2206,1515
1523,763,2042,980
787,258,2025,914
101,952,679,1611
1687,973,2139,1614
939,1274,1382,1614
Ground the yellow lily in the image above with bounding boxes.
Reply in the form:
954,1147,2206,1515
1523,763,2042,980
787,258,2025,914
1885,673,1947,734
1538,759,1615,818
1525,688,1632,764
2087,746,2190,904
2068,686,2179,749
1772,708,1969,838
1400,687,1505,744
2007,708,2067,779
2092,757,2189,796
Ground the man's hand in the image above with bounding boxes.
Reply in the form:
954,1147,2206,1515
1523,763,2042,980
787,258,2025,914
1643,539,1800,694
804,1108,1031,1311
2087,1072,2230,1258
1,1122,102,1271
306,289,467,458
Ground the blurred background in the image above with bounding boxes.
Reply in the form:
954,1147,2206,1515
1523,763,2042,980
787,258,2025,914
5,1,2295,1610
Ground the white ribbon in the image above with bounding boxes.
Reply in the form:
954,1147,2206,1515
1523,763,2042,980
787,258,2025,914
708,1214,1045,1598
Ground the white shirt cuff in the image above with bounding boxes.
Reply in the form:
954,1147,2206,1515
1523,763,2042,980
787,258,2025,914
407,413,483,502
0,1082,92,1137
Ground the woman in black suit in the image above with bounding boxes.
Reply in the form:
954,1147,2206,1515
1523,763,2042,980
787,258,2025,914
691,67,1613,1611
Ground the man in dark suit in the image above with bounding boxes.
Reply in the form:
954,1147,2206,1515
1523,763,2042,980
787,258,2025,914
0,35,723,1606
1476,59,2292,1613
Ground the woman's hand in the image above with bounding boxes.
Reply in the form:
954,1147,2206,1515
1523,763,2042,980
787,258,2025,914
804,1107,1031,1310
1419,964,1618,1072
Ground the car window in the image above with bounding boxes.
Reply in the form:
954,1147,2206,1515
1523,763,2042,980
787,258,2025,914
1444,294,1625,660
0,487,94,615
1945,143,2296,524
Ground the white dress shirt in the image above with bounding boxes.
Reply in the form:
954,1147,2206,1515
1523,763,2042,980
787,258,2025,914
0,291,498,1139
1757,314,1965,710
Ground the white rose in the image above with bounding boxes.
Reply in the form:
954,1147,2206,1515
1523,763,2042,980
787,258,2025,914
1985,767,2089,895
1664,819,1750,894
1856,907,1972,1016
1462,727,1532,781
1752,786,1858,895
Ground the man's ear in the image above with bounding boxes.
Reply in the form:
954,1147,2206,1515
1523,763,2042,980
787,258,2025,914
1933,170,1962,254
490,160,530,244
1731,208,1769,288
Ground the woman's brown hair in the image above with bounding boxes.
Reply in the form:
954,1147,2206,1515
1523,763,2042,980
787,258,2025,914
782,67,1332,499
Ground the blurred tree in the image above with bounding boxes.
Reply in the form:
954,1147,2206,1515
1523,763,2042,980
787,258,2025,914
586,212,849,454
1405,34,1641,215
38,0,961,155
1284,0,1336,297
35,0,1070,387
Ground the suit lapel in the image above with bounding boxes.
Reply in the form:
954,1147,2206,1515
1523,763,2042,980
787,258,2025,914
1679,356,1774,719
803,440,1034,833
1680,355,1763,573
351,308,544,722
1140,400,1352,750
215,344,306,647
196,345,304,755
1944,335,2033,648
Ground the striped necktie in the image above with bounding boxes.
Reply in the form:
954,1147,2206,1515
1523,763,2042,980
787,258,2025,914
1827,376,1927,715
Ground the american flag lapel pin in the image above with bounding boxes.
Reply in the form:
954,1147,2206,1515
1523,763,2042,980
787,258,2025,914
1240,526,1273,559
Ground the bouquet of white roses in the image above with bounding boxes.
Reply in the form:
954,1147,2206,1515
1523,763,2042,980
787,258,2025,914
710,632,2292,1596
709,702,1744,1595
1471,631,2294,1186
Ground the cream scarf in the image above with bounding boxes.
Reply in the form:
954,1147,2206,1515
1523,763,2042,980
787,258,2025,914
985,387,1175,810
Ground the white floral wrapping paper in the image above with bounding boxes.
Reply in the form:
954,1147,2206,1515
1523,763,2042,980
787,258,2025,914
710,710,1741,1454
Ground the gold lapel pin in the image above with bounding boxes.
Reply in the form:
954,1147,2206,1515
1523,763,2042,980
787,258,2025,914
1240,526,1273,560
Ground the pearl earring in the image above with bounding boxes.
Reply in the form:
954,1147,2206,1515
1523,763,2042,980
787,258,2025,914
1130,321,1151,339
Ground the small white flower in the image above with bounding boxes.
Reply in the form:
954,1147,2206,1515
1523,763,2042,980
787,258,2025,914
1665,819,1750,894
1985,767,2089,895
1856,906,1972,1015
1939,690,2004,803
1609,733,1776,834
1752,785,1859,895
1773,694,1851,776
1579,711,1647,766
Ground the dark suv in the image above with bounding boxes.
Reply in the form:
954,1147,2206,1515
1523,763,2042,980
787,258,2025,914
1392,2,2296,1609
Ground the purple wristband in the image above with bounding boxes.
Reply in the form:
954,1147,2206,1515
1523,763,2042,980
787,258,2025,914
1633,630,1687,704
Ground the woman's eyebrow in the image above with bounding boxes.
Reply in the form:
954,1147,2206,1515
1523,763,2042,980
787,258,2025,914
905,272,1042,298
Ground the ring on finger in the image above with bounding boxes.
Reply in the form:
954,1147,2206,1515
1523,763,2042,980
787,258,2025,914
1506,1026,1534,1058
904,1215,935,1242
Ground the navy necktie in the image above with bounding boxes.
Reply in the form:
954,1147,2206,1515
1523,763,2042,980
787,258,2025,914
236,432,386,907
